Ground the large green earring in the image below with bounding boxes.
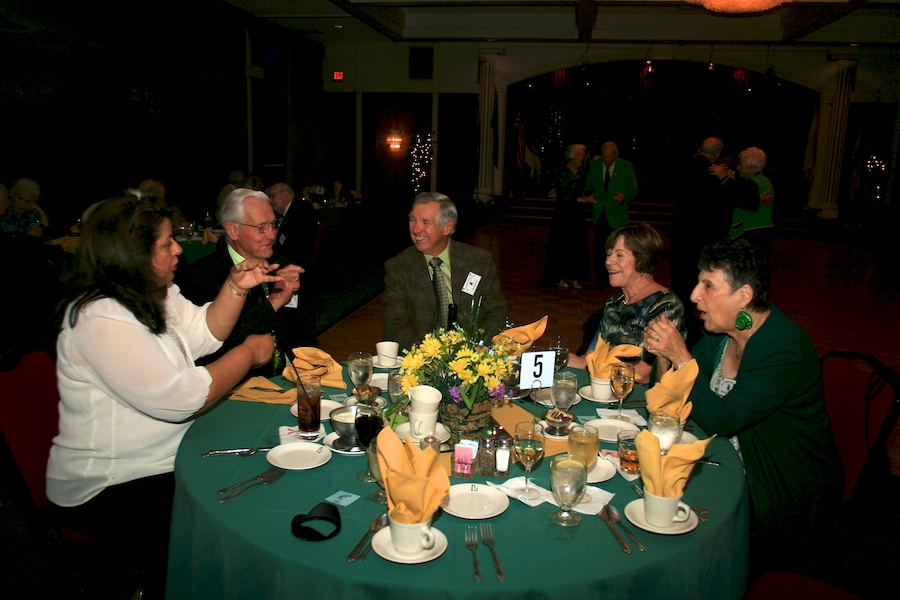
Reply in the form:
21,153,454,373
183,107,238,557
735,310,753,331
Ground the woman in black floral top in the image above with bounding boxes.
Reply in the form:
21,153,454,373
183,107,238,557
569,223,686,382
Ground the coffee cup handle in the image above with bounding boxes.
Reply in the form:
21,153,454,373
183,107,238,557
420,527,435,550
673,503,691,523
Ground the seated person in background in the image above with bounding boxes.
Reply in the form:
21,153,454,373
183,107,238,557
241,174,265,191
383,192,508,350
48,195,277,597
138,178,166,201
644,238,842,571
177,188,318,372
569,223,685,383
216,169,244,216
268,181,320,269
1,178,48,237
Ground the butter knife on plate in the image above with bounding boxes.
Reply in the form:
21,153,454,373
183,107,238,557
200,446,274,457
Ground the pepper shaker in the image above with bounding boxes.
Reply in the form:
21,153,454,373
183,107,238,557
476,437,496,476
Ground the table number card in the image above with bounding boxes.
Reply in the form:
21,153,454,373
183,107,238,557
518,350,555,390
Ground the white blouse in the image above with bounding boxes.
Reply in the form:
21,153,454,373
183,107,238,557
47,284,223,506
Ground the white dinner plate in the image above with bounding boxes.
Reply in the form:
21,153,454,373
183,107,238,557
441,483,510,519
290,399,343,420
322,432,366,456
266,443,332,470
394,422,451,444
583,418,640,442
530,388,582,408
577,385,614,404
623,499,699,535
587,457,617,483
679,431,698,444
371,527,448,564
372,356,402,369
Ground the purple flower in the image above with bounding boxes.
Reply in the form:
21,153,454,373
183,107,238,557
448,386,463,404
489,383,506,398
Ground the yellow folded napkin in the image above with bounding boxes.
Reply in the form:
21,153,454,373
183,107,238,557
584,336,642,379
282,347,347,389
376,428,450,524
228,376,296,404
47,234,80,254
645,360,699,422
491,403,568,458
636,429,714,497
202,228,218,244
492,315,549,356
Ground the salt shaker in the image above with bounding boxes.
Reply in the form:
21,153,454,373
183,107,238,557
494,438,512,477
419,432,441,453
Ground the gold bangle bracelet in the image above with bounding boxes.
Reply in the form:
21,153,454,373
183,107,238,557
226,278,249,297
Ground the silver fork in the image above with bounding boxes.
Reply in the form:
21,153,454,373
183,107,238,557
480,523,506,582
218,466,279,494
630,480,710,521
465,526,483,581
218,468,285,502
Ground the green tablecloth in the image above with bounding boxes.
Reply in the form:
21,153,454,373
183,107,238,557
167,369,749,599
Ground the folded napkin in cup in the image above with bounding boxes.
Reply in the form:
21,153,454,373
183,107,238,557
376,428,450,524
635,429,714,497
202,228,219,245
492,315,549,356
229,376,296,404
645,360,699,422
282,347,347,390
585,337,642,379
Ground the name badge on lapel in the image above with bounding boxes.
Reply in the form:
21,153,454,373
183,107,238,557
285,294,299,309
462,272,482,296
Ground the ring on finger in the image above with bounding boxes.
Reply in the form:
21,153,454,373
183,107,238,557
654,334,661,342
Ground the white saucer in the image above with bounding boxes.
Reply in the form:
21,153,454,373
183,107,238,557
583,418,640,442
441,483,510,519
370,373,389,389
371,527,448,564
394,422,451,443
577,385,614,404
373,356,402,369
290,399,343,420
531,388,582,408
537,420,571,439
587,457,617,483
679,431,698,444
623,499,699,535
266,443,332,470
322,432,366,456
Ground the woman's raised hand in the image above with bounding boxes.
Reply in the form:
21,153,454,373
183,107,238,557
644,315,689,364
229,258,283,290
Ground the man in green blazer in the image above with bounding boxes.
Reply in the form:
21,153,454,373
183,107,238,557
583,141,639,288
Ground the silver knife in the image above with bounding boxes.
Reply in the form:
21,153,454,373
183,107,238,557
347,512,388,562
200,446,274,457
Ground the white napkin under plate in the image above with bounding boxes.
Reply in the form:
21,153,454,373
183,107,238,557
599,450,641,482
278,424,326,444
595,408,648,427
487,478,614,515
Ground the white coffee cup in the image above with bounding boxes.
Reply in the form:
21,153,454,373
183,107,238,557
643,490,691,527
408,385,442,414
590,377,612,401
388,512,435,555
375,341,400,365
408,410,438,441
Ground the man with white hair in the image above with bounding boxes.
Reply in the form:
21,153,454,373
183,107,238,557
178,188,318,367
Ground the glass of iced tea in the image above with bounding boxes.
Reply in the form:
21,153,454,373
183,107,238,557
617,430,640,474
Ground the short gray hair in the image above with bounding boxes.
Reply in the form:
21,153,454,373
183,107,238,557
412,192,457,233
565,144,586,160
219,188,271,224
739,147,766,175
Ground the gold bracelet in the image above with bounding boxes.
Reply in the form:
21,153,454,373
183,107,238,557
225,278,249,297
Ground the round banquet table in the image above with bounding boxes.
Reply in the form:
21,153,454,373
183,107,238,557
167,368,749,599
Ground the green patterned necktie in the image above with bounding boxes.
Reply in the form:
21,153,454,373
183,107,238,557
430,256,449,328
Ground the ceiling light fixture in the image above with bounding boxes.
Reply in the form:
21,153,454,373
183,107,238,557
684,0,790,12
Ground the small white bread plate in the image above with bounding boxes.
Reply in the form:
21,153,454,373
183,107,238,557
266,443,332,470
441,483,510,519
290,399,343,420
583,418,640,442
371,527,448,564
587,457,617,483
372,356,402,369
322,432,365,456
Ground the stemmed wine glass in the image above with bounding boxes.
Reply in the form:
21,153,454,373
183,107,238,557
549,454,587,526
367,436,387,504
348,352,374,397
513,421,545,500
355,406,383,482
549,336,569,374
609,362,635,422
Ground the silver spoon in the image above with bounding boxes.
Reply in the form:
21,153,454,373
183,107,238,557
606,504,646,552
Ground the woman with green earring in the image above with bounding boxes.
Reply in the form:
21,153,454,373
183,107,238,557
643,238,842,576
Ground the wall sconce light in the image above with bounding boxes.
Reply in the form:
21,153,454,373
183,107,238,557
387,130,402,151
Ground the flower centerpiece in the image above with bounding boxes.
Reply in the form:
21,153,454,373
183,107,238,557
398,326,512,442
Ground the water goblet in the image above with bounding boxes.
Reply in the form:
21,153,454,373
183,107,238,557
567,424,599,502
648,409,681,455
551,371,578,413
355,406,383,482
609,362,635,422
550,454,587,526
549,336,569,373
348,351,374,396
513,421,545,500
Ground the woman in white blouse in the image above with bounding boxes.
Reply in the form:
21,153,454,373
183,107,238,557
47,194,288,597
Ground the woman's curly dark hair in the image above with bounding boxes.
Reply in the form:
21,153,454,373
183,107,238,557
698,238,770,311
65,195,174,334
